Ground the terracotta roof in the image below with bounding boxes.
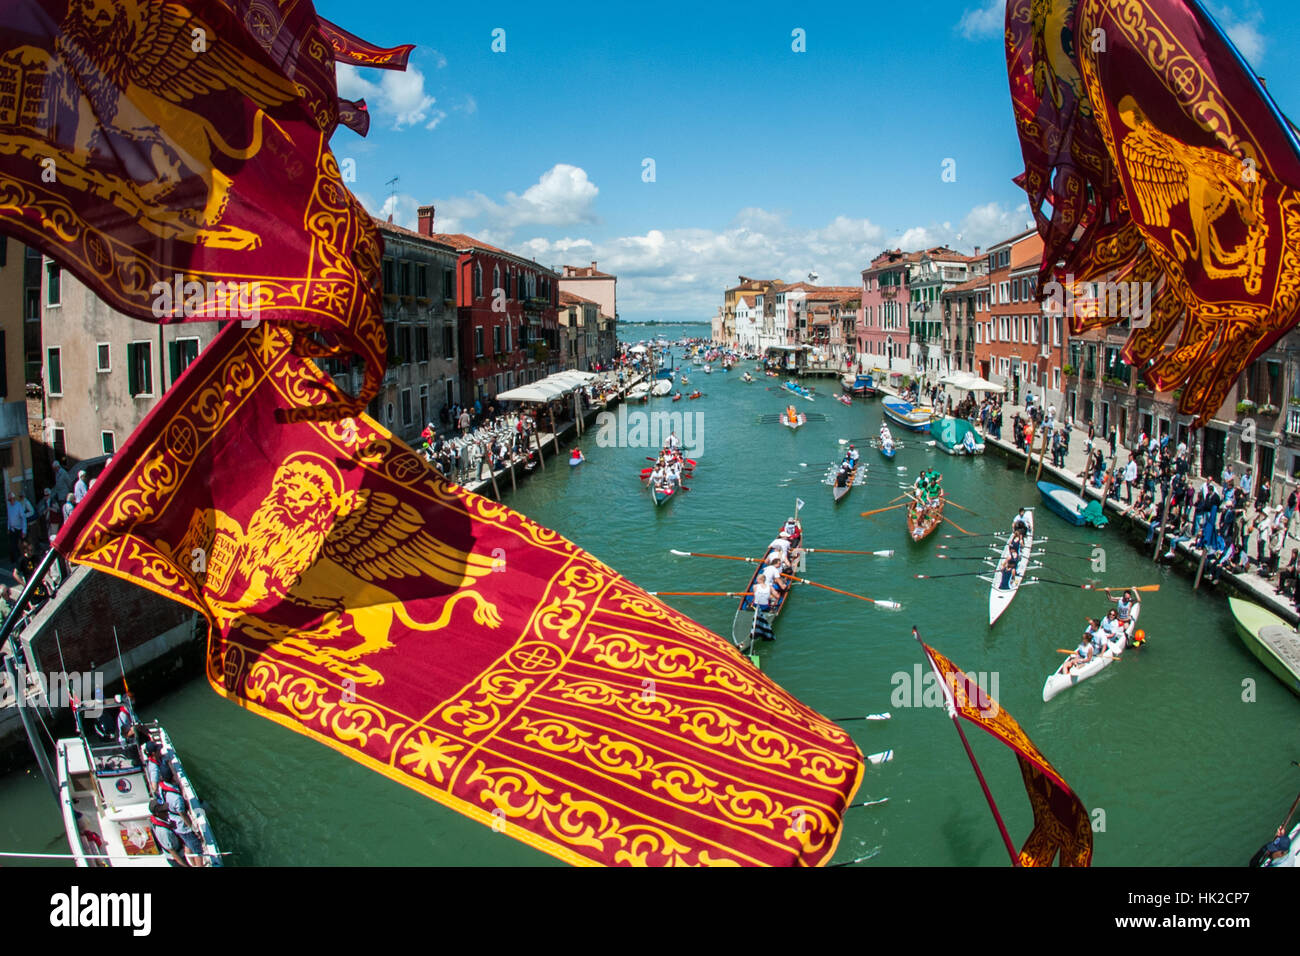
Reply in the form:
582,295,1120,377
372,218,458,251
944,275,990,294
426,231,558,275
559,291,599,306
562,264,615,278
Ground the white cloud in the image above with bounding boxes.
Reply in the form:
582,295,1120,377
957,0,1004,40
515,202,1030,320
432,164,600,233
1206,2,1265,64
336,63,443,130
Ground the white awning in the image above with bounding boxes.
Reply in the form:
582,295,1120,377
497,369,598,403
940,371,1006,394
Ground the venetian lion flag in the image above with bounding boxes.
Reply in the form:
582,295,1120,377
0,0,391,418
916,635,1092,866
1008,0,1300,424
57,321,865,866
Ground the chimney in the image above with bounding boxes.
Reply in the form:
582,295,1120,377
973,246,981,256
590,261,598,272
417,204,436,236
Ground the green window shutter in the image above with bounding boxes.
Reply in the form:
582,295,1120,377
168,341,181,383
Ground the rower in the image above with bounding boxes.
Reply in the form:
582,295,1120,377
847,444,859,466
1062,630,1096,673
665,429,681,452
1085,618,1106,656
1012,507,1030,535
1262,828,1294,867
768,531,793,566
1099,609,1122,642
761,554,787,596
1109,589,1135,625
996,555,1016,590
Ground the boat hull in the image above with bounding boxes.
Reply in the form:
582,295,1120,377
989,528,1033,625
907,498,944,542
732,521,802,651
882,398,935,432
1227,598,1300,698
831,465,864,502
1043,632,1127,702
1036,481,1108,527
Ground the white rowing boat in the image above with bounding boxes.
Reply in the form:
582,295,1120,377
989,513,1034,626
1042,605,1141,702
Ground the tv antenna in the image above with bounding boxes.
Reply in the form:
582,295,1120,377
385,176,400,220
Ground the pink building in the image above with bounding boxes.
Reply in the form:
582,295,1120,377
859,249,920,373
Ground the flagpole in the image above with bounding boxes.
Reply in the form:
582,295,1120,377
913,627,1020,867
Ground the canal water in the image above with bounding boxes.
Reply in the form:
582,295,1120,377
2,324,1297,866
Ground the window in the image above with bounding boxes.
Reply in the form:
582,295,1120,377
505,323,512,351
443,268,454,300
446,380,454,407
399,262,411,296
400,388,412,425
1053,367,1061,390
46,260,61,306
493,265,500,296
473,264,483,298
414,326,429,363
96,343,110,372
493,325,502,354
474,327,484,358
52,427,65,461
419,385,428,424
443,327,454,359
168,338,199,383
127,341,153,396
396,325,412,363
47,347,61,395
101,431,115,455
0,237,6,268
382,258,395,294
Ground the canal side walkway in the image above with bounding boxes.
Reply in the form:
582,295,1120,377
460,371,648,498
873,381,1300,625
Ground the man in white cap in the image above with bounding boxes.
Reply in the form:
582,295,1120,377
73,470,88,504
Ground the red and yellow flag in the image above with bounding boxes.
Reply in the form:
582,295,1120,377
919,640,1092,866
318,16,415,70
57,321,865,866
0,0,387,418
1008,0,1300,424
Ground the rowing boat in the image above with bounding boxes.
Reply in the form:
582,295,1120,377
1227,597,1300,698
988,519,1034,626
906,494,944,542
780,405,806,429
881,397,936,432
731,518,802,653
829,463,865,502
782,381,816,402
842,372,878,397
1042,605,1141,702
650,483,675,506
1037,481,1108,527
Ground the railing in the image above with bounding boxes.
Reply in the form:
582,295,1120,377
1287,405,1300,437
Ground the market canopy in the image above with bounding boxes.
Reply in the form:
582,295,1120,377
941,371,1006,394
497,369,598,403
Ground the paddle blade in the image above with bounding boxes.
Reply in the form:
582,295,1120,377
873,600,903,610
669,549,691,557
867,750,894,766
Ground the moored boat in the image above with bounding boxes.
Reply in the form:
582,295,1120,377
881,397,936,432
842,372,878,397
57,697,222,867
650,379,672,397
1037,481,1109,527
929,416,985,455
1227,598,1300,698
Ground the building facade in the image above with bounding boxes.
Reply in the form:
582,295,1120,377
427,212,559,405
0,236,33,500
907,248,981,377
348,217,462,443
39,259,219,466
558,291,600,371
859,249,919,374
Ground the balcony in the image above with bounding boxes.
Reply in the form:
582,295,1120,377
1288,404,1300,437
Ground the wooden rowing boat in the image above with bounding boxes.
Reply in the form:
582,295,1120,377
782,382,816,402
988,521,1034,626
1227,598,1300,698
1042,605,1141,701
830,463,865,502
906,495,944,542
780,405,805,429
731,519,802,654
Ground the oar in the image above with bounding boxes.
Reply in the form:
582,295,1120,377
1097,584,1162,593
833,713,892,722
847,798,889,809
669,549,762,564
645,456,698,467
944,499,979,516
1034,578,1160,593
648,590,753,597
803,548,895,557
860,502,908,518
828,848,882,867
942,515,977,536
913,570,992,580
780,573,901,610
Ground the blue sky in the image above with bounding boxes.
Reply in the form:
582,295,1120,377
319,0,1299,323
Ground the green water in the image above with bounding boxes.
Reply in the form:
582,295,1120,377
3,341,1297,866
